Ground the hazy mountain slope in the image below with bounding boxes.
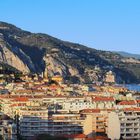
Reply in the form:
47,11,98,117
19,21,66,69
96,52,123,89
0,21,140,84
116,51,140,60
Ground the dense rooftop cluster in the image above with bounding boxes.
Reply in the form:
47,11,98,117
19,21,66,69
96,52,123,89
0,74,139,140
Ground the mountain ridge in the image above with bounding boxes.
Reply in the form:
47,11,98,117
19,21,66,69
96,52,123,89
116,51,140,59
0,21,140,84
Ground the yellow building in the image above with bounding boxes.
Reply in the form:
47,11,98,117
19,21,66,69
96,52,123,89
51,75,63,83
104,71,116,84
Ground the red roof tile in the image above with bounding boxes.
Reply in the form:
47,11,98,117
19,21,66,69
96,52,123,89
137,100,140,103
13,97,29,102
94,136,111,140
123,107,140,112
118,100,136,105
10,103,26,107
80,109,100,113
92,96,114,102
63,134,86,138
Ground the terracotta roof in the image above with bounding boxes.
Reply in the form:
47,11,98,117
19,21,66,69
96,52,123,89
49,85,60,90
118,100,136,105
123,107,140,112
92,96,114,102
137,100,140,103
80,109,100,113
13,97,29,102
63,134,86,138
94,136,111,140
86,138,95,140
10,103,26,107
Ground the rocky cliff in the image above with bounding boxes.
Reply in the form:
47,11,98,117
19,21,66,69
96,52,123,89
0,21,140,84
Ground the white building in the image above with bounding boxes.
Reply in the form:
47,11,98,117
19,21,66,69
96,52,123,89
108,108,140,140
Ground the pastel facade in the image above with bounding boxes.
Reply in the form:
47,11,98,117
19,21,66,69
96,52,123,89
108,109,140,140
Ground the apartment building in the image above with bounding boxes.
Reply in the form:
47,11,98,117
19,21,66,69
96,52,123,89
108,108,140,140
49,112,84,135
92,96,115,109
80,109,110,137
1,79,140,140
18,108,94,140
117,100,137,109
18,106,48,140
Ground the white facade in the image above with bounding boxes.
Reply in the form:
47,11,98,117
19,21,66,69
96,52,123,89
108,112,120,140
108,110,140,140
63,101,95,111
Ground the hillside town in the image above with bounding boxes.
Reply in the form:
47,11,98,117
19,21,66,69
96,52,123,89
0,69,139,140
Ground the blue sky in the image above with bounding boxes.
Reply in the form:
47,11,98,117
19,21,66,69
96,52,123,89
0,0,140,54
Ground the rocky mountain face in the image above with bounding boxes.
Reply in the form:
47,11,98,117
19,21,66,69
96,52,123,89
0,21,140,84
